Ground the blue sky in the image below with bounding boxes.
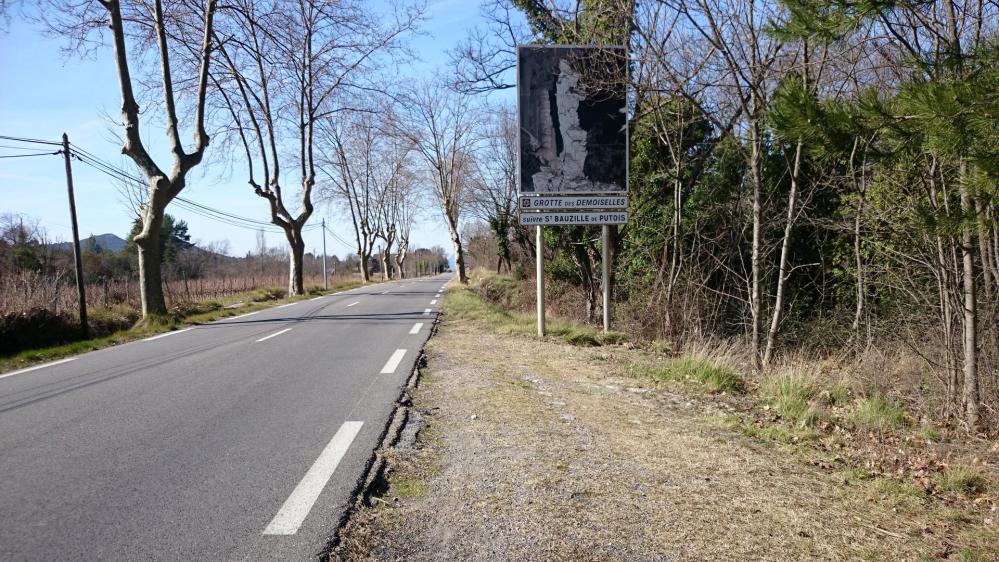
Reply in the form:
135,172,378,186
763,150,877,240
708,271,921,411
0,0,495,259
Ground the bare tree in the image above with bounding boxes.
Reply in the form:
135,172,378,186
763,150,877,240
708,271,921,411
396,77,478,284
469,103,518,273
38,0,217,318
209,0,421,295
319,111,413,282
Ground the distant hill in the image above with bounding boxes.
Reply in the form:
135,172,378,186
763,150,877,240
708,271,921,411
50,233,128,254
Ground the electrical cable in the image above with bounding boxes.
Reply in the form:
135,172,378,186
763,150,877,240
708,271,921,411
0,152,60,159
67,142,324,234
0,134,62,146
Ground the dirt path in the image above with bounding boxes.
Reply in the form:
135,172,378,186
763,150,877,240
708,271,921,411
335,310,958,561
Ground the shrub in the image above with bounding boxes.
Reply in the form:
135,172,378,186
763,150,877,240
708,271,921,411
0,308,79,355
250,287,286,302
637,355,744,394
88,306,140,337
762,371,827,427
934,466,990,496
849,395,909,431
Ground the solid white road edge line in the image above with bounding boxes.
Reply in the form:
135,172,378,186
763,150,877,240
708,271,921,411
142,327,193,342
346,301,360,308
381,290,389,294
380,349,407,374
277,302,297,309
0,357,78,381
256,328,292,342
423,308,431,316
409,322,423,335
430,299,438,305
262,421,364,536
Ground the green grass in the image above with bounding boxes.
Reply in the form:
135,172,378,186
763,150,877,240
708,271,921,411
0,278,371,374
633,355,744,394
443,288,627,347
848,395,910,431
761,372,827,427
391,477,428,499
934,465,991,496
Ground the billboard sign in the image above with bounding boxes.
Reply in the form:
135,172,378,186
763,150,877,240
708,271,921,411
518,45,628,196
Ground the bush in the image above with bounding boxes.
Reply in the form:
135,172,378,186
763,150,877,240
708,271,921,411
473,272,523,308
636,355,744,394
849,395,909,431
250,287,286,302
933,466,990,496
762,371,827,427
0,308,80,355
88,306,140,337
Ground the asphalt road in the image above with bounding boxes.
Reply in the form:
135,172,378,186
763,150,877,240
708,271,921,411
0,274,450,561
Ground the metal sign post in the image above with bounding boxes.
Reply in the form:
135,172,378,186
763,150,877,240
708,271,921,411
601,225,610,333
536,225,545,337
517,45,628,337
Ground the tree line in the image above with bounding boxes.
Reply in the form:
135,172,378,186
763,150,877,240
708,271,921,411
8,0,490,320
452,0,999,430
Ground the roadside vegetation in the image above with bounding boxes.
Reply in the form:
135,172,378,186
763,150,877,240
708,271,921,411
337,272,998,560
423,270,998,560
0,278,370,374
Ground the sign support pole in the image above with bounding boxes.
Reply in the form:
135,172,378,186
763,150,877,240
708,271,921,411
601,224,610,333
536,225,545,337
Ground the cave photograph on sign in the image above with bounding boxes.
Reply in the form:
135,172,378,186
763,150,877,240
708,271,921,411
518,45,628,194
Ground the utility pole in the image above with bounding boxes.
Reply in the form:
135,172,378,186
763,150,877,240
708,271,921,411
321,218,328,290
61,133,88,338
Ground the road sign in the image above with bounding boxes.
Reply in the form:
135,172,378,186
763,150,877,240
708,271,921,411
518,46,628,195
519,196,627,210
519,211,628,226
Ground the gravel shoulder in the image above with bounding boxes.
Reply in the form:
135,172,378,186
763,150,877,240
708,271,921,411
334,296,987,561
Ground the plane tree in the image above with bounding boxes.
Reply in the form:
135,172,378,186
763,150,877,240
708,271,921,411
207,0,421,295
37,0,218,317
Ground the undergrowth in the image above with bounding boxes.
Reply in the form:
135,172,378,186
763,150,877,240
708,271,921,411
444,284,626,347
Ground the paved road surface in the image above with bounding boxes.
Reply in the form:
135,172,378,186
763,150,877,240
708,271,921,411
0,274,450,561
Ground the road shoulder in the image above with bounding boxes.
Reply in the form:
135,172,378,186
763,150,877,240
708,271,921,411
331,285,999,561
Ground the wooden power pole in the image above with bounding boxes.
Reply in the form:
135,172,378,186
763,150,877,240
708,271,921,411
61,133,88,338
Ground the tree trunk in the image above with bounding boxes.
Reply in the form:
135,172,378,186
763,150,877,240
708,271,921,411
852,187,866,337
959,162,980,429
287,230,305,296
749,112,764,373
359,251,371,282
977,198,995,302
573,242,597,323
763,140,803,367
447,219,468,283
134,208,167,316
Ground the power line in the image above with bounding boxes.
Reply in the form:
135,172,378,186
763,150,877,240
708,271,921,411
3,131,329,238
0,134,62,146
324,223,354,248
66,142,324,235
0,152,60,159
0,144,62,152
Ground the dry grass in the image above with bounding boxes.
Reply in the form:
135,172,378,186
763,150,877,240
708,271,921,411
333,287,999,561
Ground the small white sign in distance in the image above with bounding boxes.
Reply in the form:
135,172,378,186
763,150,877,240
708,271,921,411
519,212,628,226
519,196,628,210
